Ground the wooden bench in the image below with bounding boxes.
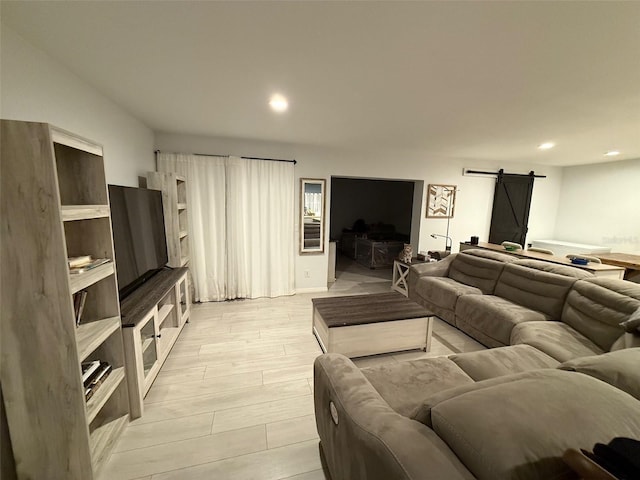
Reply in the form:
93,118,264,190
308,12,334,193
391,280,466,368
312,292,433,358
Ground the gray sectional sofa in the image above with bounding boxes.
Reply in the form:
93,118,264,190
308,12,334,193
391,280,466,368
408,249,640,358
313,249,640,480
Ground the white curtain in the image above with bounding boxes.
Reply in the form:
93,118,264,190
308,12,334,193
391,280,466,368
157,152,295,301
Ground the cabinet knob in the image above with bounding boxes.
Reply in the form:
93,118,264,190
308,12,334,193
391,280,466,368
156,334,162,338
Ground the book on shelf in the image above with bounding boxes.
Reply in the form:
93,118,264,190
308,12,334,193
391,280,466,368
69,257,110,274
81,360,101,384
73,290,88,326
84,362,112,401
68,255,92,268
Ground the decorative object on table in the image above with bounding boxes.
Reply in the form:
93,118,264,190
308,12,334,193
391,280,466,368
566,254,601,265
470,235,479,245
501,241,523,251
528,247,555,255
426,184,457,218
398,244,413,263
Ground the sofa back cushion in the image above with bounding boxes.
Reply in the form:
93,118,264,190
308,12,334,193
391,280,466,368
559,348,640,400
494,261,587,318
428,369,640,480
448,250,513,294
562,278,640,351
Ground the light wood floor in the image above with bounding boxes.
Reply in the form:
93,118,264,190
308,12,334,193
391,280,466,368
102,258,485,479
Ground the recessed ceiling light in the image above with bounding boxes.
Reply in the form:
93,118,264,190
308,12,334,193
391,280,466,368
604,150,620,157
538,142,555,150
269,94,288,113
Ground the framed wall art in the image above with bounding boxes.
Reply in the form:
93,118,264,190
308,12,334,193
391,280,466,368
426,184,456,218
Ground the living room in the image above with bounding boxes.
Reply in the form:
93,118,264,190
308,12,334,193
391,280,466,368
2,2,640,480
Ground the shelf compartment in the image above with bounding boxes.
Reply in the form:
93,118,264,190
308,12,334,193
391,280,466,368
90,413,128,475
76,317,121,362
61,205,110,222
86,366,125,423
70,262,114,294
158,303,175,325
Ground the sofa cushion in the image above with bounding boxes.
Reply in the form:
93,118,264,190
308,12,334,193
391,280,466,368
429,369,640,480
511,321,603,362
414,277,483,312
456,295,551,347
411,370,549,427
450,345,559,381
561,278,640,351
448,250,512,294
361,357,473,417
559,348,640,400
494,262,584,319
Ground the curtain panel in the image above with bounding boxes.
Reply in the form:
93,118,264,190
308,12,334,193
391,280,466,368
157,152,295,301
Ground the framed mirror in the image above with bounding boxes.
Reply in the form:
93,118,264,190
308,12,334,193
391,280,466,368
300,178,326,254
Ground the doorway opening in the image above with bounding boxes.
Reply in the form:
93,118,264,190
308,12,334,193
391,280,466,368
329,176,423,283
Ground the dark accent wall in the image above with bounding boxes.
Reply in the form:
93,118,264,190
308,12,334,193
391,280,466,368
330,177,415,239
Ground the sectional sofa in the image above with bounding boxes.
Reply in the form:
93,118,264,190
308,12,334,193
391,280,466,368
313,249,640,480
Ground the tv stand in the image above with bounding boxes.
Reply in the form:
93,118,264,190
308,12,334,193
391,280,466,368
120,267,190,418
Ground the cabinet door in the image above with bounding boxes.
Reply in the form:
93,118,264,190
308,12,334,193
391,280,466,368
140,318,159,379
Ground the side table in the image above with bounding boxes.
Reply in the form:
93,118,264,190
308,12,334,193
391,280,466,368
392,257,428,297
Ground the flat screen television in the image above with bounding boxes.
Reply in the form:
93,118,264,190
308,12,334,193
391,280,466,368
108,185,168,300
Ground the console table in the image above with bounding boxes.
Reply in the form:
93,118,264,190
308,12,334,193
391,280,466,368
120,267,190,418
459,242,625,279
595,253,640,282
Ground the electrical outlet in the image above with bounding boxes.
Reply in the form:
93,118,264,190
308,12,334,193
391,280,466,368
304,270,310,278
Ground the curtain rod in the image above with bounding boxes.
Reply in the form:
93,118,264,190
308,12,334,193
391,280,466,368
464,168,546,178
154,150,296,165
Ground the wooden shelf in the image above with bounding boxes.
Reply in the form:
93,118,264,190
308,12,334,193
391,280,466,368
158,303,174,324
69,262,114,294
177,203,187,210
90,413,128,474
86,367,125,423
76,317,120,362
181,256,189,266
3,121,128,480
61,205,110,222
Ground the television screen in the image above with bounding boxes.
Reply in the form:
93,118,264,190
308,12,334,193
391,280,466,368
108,185,168,299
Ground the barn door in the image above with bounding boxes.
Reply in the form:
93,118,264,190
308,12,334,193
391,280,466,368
488,171,534,247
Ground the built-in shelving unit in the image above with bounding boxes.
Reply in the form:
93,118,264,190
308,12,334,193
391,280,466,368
146,172,189,268
1,120,129,479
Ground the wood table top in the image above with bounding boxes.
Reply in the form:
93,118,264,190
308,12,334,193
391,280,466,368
312,292,431,327
595,253,640,271
461,242,625,274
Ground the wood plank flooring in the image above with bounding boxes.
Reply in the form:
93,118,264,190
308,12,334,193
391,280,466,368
102,258,485,479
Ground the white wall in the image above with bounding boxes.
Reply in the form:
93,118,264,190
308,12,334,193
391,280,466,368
0,25,154,187
156,131,563,291
554,158,640,254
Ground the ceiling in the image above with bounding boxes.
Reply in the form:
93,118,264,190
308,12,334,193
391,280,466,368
2,1,640,166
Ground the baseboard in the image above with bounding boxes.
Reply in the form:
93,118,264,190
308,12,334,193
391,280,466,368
295,287,329,294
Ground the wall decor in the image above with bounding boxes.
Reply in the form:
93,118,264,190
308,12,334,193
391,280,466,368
426,184,456,218
300,178,326,254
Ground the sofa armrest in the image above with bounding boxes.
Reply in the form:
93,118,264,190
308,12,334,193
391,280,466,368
313,354,474,480
407,254,456,294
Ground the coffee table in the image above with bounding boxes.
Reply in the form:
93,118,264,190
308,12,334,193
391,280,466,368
312,292,433,358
